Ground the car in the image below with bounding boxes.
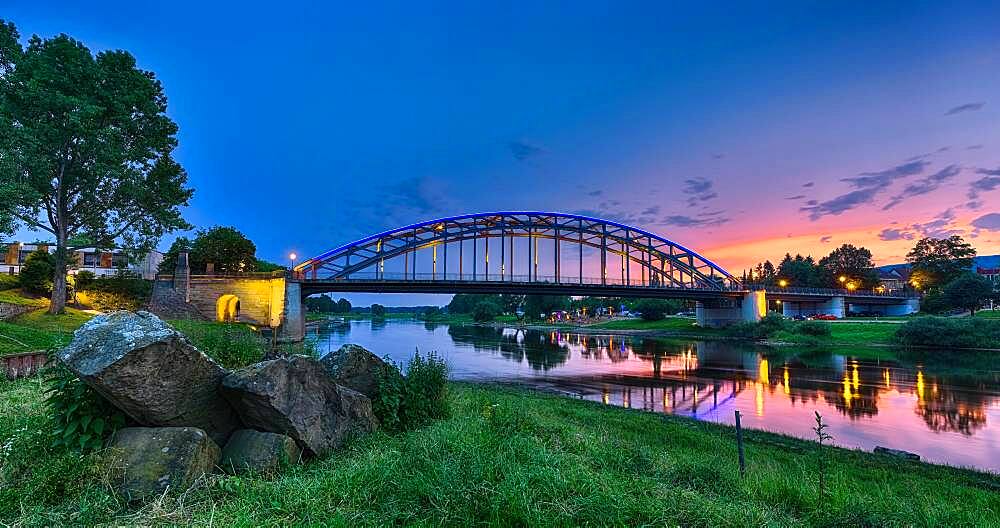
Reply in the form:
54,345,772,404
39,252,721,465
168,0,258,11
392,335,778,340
814,314,838,320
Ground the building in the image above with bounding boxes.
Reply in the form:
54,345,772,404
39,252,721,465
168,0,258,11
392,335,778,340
1,241,163,280
877,267,910,292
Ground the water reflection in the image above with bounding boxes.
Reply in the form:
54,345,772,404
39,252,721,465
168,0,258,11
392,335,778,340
308,319,1000,472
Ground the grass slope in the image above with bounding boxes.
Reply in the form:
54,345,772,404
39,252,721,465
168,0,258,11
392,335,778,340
2,381,998,526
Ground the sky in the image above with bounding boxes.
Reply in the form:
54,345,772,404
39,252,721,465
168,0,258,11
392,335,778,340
6,1,1000,305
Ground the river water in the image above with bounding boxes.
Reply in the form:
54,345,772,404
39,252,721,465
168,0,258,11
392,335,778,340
307,318,1000,473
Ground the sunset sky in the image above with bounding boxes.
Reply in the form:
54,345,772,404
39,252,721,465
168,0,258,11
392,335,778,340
7,2,1000,288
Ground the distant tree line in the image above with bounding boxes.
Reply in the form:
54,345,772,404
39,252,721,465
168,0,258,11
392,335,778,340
742,244,879,289
304,294,352,314
446,293,686,322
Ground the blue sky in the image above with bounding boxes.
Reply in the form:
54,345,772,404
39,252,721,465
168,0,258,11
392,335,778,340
6,1,1000,305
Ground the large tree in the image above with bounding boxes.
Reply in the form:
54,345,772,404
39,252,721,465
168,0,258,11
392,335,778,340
818,244,878,289
943,273,994,316
906,236,977,289
0,21,192,313
188,226,256,274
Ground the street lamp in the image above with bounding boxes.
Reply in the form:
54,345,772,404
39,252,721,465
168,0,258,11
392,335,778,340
289,252,297,271
838,275,847,284
846,282,857,291
778,279,788,287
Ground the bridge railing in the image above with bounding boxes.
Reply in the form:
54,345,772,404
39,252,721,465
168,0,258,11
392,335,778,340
746,284,918,299
294,271,745,291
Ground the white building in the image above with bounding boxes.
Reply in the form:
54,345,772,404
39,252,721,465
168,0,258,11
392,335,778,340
2,242,163,280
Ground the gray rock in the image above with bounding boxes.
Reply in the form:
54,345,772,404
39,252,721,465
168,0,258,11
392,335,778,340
220,429,302,474
319,343,387,398
220,356,377,457
58,311,240,445
874,446,920,461
107,427,220,501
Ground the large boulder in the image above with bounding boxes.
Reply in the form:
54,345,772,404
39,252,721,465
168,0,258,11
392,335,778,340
319,343,387,398
220,356,377,457
58,311,240,445
220,429,302,474
107,427,220,501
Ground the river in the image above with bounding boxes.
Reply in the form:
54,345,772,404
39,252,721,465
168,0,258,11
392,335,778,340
307,318,1000,473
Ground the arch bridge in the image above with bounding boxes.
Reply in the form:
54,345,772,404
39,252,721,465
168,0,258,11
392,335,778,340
156,212,919,341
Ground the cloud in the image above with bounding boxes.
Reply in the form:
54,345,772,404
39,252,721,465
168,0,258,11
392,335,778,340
587,190,603,197
882,164,961,210
967,144,984,150
785,194,806,200
802,182,814,187
800,188,880,220
681,177,718,206
841,160,929,189
801,160,930,220
820,235,832,243
878,228,915,241
966,168,1000,206
660,213,729,228
507,140,544,161
911,208,961,238
971,213,1000,232
640,206,661,216
712,153,725,159
945,102,985,115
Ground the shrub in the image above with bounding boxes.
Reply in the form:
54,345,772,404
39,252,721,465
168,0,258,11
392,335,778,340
0,273,18,291
169,320,266,369
635,299,674,321
44,365,127,453
796,320,831,337
19,248,54,295
895,317,1000,349
371,303,386,319
472,300,500,322
72,270,96,290
373,351,449,432
76,273,152,310
724,314,789,340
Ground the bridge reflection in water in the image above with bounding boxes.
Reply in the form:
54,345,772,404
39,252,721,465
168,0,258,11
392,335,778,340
310,320,1000,472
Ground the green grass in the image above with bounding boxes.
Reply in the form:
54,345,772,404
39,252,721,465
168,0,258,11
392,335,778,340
976,310,1000,319
2,380,998,526
0,288,47,306
0,306,93,356
587,316,710,332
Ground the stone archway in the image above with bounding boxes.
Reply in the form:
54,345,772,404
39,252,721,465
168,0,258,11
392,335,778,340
216,294,241,322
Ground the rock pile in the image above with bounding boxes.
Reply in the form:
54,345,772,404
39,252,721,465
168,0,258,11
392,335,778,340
58,311,384,499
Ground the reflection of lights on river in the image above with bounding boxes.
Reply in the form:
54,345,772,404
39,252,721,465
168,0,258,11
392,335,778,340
758,358,770,384
602,388,610,405
852,361,859,391
755,383,764,416
917,371,925,402
843,373,853,407
884,368,891,389
783,367,790,395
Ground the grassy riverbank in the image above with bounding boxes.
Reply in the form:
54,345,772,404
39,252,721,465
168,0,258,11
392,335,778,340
2,379,998,526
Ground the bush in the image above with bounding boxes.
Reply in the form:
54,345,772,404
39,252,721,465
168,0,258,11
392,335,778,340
72,270,95,290
371,303,386,319
724,313,789,340
44,365,127,453
635,299,675,321
374,351,449,432
19,248,54,295
796,320,831,337
472,300,500,322
75,273,152,311
0,273,18,291
895,317,1000,349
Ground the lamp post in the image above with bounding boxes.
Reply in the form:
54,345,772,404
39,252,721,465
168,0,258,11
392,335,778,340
289,252,297,275
778,279,788,288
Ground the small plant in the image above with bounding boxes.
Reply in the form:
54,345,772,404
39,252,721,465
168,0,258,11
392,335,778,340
796,320,831,337
44,365,126,453
812,411,833,500
373,350,449,432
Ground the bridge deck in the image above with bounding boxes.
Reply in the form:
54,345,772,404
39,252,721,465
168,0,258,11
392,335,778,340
295,278,914,304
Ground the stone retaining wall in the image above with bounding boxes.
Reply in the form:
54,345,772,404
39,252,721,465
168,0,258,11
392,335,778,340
2,351,48,380
0,302,34,321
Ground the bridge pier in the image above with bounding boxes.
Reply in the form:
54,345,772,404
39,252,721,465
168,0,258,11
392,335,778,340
781,296,845,319
696,291,767,328
277,280,305,342
847,298,919,316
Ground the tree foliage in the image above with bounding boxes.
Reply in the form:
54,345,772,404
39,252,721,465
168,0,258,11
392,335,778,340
0,21,192,313
817,244,878,289
305,294,352,314
634,299,673,321
943,273,994,316
18,248,54,295
906,236,977,289
370,303,386,319
189,226,256,273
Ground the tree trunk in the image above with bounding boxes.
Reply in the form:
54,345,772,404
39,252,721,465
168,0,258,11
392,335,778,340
49,243,67,315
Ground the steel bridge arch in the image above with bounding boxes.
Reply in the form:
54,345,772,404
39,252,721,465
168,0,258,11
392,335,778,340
295,212,741,290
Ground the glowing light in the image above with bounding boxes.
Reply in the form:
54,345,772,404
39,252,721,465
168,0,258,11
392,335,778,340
778,279,788,287
783,367,790,395
758,358,770,384
916,371,925,401
838,275,847,283
289,253,297,261
846,282,857,291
